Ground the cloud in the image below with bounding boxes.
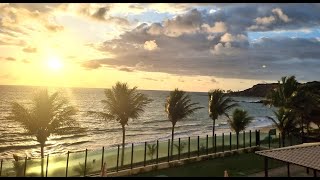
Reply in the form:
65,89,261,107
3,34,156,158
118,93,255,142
22,59,30,63
255,16,276,25
22,47,37,53
144,40,158,51
36,4,320,82
5,57,16,61
143,77,158,81
211,78,218,83
220,33,247,43
162,9,202,37
118,67,134,72
45,24,64,32
81,60,102,69
272,8,291,23
147,23,164,36
201,21,228,33
248,7,292,31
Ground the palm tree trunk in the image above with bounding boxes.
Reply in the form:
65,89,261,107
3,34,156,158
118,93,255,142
171,125,175,158
212,119,215,148
40,143,44,177
121,125,125,167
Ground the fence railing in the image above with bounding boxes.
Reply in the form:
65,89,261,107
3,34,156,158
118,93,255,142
0,129,302,177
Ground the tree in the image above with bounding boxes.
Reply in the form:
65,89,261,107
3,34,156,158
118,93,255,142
208,89,238,147
174,142,187,154
228,109,253,148
264,76,299,108
87,82,152,167
147,144,157,160
73,162,93,176
264,75,320,140
266,107,297,147
7,89,78,177
165,89,203,158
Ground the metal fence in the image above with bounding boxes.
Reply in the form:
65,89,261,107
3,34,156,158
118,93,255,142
0,129,302,177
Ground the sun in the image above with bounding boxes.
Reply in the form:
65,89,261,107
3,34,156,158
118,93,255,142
47,57,63,70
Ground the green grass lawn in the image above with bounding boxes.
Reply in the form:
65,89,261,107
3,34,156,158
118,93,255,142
131,153,285,177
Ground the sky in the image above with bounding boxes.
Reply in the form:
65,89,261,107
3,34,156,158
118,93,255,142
0,3,320,92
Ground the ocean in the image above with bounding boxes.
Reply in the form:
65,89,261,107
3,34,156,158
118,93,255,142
0,85,276,160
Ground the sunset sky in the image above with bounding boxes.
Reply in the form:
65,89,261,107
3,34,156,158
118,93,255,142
1,3,320,92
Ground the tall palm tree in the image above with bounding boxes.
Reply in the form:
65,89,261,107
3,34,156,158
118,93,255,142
7,89,78,177
264,75,320,141
266,107,297,147
228,109,253,148
87,82,152,167
208,89,238,146
165,89,203,157
264,76,299,108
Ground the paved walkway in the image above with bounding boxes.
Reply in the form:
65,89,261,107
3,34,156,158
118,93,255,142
248,164,317,177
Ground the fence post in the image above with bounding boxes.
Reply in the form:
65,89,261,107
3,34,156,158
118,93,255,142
249,130,252,147
236,133,239,149
188,137,190,158
84,149,88,177
206,135,209,155
243,131,246,148
214,134,217,153
268,131,271,149
290,133,293,146
131,143,134,169
24,156,27,177
229,132,232,151
144,142,147,166
222,133,224,152
197,136,200,157
156,140,159,164
66,151,70,177
116,145,120,172
178,138,181,160
46,155,49,177
101,147,104,171
0,159,2,177
167,139,170,162
258,130,261,146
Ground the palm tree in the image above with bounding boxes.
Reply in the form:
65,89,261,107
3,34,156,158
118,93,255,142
87,82,152,167
264,76,299,108
165,89,203,157
174,142,187,154
208,89,238,147
228,109,253,148
73,162,93,176
6,89,78,177
147,144,157,160
264,75,320,141
266,107,297,147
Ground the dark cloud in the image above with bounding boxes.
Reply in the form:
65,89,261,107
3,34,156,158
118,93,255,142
92,7,109,21
22,47,37,53
86,5,320,82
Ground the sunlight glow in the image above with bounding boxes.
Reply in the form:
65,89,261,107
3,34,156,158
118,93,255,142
47,57,63,70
